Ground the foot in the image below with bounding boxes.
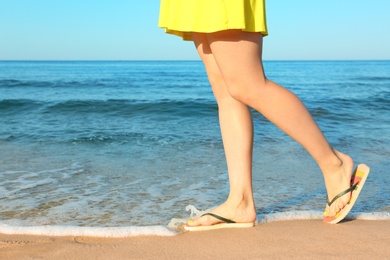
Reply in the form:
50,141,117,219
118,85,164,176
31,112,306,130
322,150,354,217
186,198,257,227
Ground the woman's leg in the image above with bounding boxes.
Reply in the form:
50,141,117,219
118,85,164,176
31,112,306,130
203,30,354,218
189,30,353,225
187,33,257,226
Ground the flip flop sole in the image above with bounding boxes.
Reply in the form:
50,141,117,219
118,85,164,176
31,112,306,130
324,164,370,224
184,222,254,232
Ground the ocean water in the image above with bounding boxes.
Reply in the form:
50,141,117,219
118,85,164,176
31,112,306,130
0,60,389,237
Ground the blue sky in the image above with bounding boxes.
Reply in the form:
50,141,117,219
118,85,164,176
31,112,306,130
1,0,389,60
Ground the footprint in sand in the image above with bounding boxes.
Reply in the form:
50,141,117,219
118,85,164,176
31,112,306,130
0,239,55,249
73,237,114,244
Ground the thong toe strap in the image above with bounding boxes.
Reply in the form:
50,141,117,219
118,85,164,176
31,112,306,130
201,213,236,224
327,183,358,206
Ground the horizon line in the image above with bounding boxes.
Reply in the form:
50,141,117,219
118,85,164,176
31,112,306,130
1,59,389,62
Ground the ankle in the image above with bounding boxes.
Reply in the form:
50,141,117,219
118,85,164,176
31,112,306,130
226,193,254,209
318,152,343,175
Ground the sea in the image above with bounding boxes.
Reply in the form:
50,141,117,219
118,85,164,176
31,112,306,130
0,60,389,237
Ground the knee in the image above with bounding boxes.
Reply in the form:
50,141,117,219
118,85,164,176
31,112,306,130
208,72,230,102
225,77,268,105
226,84,246,103
225,82,253,105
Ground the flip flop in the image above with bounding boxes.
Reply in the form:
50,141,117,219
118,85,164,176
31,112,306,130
183,213,255,231
323,164,370,224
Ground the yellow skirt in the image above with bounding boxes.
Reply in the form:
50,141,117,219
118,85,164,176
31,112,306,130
158,0,268,41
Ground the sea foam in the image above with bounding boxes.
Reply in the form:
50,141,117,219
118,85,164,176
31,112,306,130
0,224,176,237
258,211,390,223
1,209,389,237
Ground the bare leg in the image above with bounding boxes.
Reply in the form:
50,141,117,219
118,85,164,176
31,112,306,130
188,30,354,227
189,33,257,225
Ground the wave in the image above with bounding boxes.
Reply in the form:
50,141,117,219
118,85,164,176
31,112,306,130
1,211,388,237
3,95,389,116
47,99,215,115
0,99,45,111
0,99,217,117
309,96,390,116
352,76,390,82
0,224,176,237
0,79,107,88
0,79,56,88
257,211,390,223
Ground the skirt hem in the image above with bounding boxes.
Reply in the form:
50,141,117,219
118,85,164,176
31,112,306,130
159,27,268,41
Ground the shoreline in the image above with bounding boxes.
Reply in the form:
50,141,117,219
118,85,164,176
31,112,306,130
1,211,389,238
2,219,389,259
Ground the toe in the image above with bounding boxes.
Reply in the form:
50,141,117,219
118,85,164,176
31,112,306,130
186,219,195,226
186,218,205,227
328,195,350,216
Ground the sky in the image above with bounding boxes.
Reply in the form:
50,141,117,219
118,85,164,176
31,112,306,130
0,0,389,60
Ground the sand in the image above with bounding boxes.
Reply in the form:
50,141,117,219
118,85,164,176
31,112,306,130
1,220,389,260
